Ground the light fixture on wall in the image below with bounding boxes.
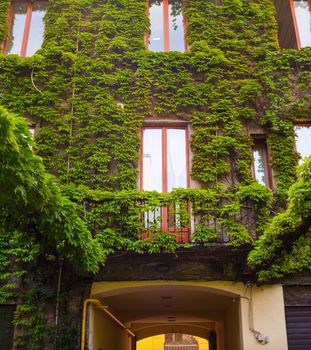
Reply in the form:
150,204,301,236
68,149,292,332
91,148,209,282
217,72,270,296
256,333,270,345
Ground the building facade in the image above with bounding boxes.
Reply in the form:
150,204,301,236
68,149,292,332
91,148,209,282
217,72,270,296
0,0,311,349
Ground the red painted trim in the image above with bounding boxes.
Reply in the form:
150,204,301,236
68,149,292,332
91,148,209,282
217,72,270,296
147,0,187,52
3,0,33,56
163,0,169,52
141,126,190,236
162,127,168,193
182,1,188,52
21,2,32,57
290,0,311,49
290,0,302,49
294,122,311,126
162,127,168,231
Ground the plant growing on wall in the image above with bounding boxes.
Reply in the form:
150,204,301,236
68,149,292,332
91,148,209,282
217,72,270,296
0,0,311,348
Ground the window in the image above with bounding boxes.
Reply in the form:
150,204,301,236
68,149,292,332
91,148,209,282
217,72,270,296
140,126,189,239
295,124,311,163
291,0,311,48
274,0,311,49
141,127,188,192
252,139,273,188
147,0,186,52
29,123,36,137
3,1,47,57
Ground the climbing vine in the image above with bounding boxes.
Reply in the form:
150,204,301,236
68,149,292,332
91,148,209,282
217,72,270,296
1,0,311,348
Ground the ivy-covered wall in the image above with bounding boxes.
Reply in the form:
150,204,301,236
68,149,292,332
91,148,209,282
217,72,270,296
0,0,310,253
0,0,310,193
1,0,311,348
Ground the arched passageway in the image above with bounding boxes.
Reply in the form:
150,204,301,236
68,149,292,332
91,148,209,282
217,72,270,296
87,282,241,350
85,281,288,350
137,333,209,350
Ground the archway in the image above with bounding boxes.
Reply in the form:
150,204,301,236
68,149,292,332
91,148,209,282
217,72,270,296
136,333,209,350
88,282,242,350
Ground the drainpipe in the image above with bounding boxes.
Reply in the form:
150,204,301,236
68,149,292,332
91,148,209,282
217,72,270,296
81,298,135,350
54,258,63,350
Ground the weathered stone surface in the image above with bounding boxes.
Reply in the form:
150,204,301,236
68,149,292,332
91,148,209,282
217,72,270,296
95,247,252,282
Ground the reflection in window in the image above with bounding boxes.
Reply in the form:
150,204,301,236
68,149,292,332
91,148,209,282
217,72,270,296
293,0,311,48
143,129,162,191
148,0,186,52
142,127,187,192
295,125,311,163
252,141,272,188
5,1,47,57
141,127,189,235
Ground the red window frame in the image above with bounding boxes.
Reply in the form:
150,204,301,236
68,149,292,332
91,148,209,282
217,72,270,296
146,0,188,52
290,0,311,49
252,139,273,189
2,1,35,57
140,125,190,239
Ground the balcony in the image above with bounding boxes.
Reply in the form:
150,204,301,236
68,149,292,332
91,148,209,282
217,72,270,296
140,195,257,245
64,184,271,247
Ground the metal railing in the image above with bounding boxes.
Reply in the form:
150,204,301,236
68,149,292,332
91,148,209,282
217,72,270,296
140,198,257,244
80,191,260,245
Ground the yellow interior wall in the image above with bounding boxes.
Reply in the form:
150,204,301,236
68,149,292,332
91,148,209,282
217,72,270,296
92,281,288,350
194,336,209,350
137,335,209,350
92,308,130,350
137,334,165,350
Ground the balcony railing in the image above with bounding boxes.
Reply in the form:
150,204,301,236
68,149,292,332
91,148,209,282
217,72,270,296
139,197,257,244
141,200,191,243
63,185,271,246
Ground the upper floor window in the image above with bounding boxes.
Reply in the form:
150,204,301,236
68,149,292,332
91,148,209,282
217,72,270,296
275,0,311,49
252,139,273,188
292,0,311,48
140,126,190,240
147,0,186,52
3,1,47,57
141,126,189,192
295,124,311,163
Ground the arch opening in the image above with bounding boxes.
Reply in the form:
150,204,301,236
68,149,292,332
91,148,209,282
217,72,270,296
89,282,242,350
137,333,209,350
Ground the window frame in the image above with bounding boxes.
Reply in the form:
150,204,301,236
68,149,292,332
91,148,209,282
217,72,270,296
140,125,190,233
140,125,190,193
294,122,311,162
2,0,44,57
146,0,188,52
251,138,273,189
290,0,311,49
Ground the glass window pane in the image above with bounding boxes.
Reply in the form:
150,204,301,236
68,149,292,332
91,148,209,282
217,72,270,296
144,207,162,229
167,129,187,191
26,2,47,56
295,125,311,163
149,0,164,52
253,142,269,187
294,0,311,48
143,129,162,191
6,2,27,55
169,0,185,52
